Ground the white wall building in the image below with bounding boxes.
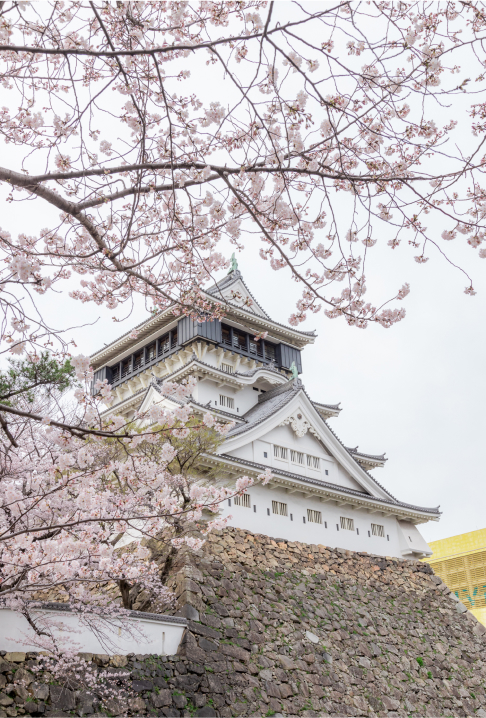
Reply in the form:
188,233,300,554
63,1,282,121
91,268,439,560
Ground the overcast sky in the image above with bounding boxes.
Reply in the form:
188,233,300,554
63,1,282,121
1,2,484,546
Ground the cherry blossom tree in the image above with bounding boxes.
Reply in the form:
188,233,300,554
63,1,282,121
0,0,485,646
0,362,268,645
0,0,485,347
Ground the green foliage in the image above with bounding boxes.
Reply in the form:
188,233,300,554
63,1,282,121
186,699,197,716
163,422,224,476
416,656,424,667
0,352,76,405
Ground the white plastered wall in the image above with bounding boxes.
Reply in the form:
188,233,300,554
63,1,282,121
226,424,365,492
220,482,426,559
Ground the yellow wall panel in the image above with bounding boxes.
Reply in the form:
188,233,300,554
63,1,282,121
423,528,486,624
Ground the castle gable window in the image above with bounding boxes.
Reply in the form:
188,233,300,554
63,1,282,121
273,445,288,460
307,454,320,470
290,450,304,465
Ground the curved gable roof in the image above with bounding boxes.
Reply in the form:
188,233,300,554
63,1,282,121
223,378,397,503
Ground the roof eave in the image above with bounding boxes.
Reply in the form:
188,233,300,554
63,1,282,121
203,453,440,523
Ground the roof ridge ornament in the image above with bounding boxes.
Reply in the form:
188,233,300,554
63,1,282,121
290,361,299,379
228,253,238,274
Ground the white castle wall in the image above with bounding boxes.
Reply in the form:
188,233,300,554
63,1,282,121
0,609,187,656
195,380,259,416
219,482,430,559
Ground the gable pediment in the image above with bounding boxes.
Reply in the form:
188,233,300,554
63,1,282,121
222,387,395,502
220,278,267,318
278,408,320,439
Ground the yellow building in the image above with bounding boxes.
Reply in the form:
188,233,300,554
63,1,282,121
424,528,486,625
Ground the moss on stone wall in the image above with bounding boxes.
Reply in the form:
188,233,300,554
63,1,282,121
2,527,486,717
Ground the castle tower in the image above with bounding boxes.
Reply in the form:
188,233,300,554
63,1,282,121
90,267,439,559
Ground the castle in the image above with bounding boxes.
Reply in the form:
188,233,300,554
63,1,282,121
90,266,439,559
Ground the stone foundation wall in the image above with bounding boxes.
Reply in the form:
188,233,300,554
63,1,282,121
2,527,486,717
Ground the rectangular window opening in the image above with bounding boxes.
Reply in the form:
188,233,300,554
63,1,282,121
290,450,304,465
234,493,251,508
146,343,156,362
340,516,354,531
306,455,320,470
219,394,234,409
272,500,288,517
133,351,144,371
265,343,276,361
221,363,234,374
222,326,231,347
273,445,288,460
307,509,322,524
371,523,385,538
160,332,170,355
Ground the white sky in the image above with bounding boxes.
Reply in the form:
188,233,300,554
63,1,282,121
1,2,485,545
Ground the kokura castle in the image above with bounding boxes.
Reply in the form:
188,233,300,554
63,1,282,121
91,266,439,560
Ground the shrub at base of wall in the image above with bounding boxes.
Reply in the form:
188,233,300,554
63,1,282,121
2,526,486,717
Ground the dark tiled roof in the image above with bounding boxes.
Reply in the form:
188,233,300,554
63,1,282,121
205,270,316,337
226,379,301,438
216,453,441,517
90,308,175,361
320,409,397,502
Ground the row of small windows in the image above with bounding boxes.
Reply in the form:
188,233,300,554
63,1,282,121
221,324,276,362
110,329,178,384
228,495,389,539
274,444,321,471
